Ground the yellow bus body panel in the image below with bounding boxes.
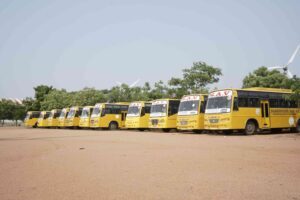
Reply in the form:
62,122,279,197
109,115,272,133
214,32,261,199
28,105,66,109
90,103,129,129
125,114,150,129
177,114,204,130
24,111,39,128
204,88,300,131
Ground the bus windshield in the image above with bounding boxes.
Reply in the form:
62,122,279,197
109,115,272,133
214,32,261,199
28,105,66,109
25,113,31,119
67,109,76,118
59,110,66,118
91,107,101,117
81,108,90,118
178,100,199,115
206,96,232,114
150,103,167,117
127,106,141,117
49,112,54,118
39,113,44,119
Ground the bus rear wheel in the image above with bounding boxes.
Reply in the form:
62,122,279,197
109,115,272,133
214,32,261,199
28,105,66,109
244,121,256,135
162,128,171,132
33,123,38,128
109,122,118,130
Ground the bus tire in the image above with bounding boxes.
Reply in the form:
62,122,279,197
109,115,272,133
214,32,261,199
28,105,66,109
109,122,118,130
244,120,257,135
33,123,38,128
138,128,145,131
162,128,171,132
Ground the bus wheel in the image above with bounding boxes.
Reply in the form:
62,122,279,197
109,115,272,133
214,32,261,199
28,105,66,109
162,128,171,132
138,128,145,131
33,123,38,128
109,122,118,130
244,121,256,135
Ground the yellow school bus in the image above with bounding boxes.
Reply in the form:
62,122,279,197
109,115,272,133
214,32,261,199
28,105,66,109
37,111,51,127
65,106,83,128
90,102,129,129
204,87,300,135
177,94,208,132
58,108,70,127
125,101,152,131
149,99,180,132
79,106,94,128
24,111,40,128
48,109,61,127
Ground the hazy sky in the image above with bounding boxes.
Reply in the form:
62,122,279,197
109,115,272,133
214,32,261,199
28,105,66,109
0,0,299,98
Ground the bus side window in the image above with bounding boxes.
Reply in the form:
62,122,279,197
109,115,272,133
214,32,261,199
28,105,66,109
168,100,180,116
145,105,151,113
233,98,239,111
101,108,107,117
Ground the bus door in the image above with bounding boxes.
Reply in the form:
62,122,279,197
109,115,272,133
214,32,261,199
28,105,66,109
121,111,127,127
260,100,270,129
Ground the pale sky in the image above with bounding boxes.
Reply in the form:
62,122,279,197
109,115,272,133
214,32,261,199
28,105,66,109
0,0,299,98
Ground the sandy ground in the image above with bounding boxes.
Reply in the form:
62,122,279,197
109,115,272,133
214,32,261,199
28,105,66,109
0,127,299,200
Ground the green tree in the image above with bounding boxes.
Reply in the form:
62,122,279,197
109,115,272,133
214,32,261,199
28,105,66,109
12,104,26,126
149,80,169,99
22,97,39,112
242,67,290,88
72,88,107,106
168,61,222,97
40,89,72,110
108,84,133,102
288,77,300,100
33,85,54,110
0,100,25,126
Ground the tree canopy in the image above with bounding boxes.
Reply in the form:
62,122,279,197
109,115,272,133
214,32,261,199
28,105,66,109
242,66,300,100
242,67,290,88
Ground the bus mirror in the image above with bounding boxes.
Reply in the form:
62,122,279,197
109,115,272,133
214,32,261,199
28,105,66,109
233,98,239,111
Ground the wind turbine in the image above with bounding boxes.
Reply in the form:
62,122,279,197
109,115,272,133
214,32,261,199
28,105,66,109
115,79,141,88
268,44,300,78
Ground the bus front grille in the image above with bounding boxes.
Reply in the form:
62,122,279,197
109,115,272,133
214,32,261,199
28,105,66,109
151,119,159,125
209,119,219,123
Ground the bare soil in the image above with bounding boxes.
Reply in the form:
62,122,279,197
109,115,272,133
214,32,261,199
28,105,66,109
0,127,299,200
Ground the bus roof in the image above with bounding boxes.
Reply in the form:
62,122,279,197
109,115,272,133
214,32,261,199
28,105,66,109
50,109,61,112
28,111,40,113
182,94,208,97
211,87,292,94
83,105,94,108
152,98,180,102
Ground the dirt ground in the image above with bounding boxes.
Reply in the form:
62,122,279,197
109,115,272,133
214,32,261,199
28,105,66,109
0,127,299,200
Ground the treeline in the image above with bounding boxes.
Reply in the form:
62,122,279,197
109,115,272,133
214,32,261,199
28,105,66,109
0,99,25,126
1,63,299,125
23,61,222,111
